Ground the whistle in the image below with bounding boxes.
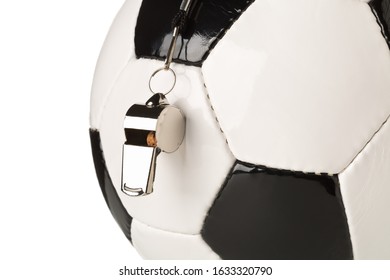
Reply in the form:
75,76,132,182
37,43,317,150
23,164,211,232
121,94,185,197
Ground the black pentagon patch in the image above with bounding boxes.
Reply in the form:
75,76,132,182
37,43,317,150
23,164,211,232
201,162,353,260
90,129,133,243
370,0,390,46
135,0,255,66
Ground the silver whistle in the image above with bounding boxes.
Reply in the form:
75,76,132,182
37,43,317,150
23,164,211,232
121,93,185,197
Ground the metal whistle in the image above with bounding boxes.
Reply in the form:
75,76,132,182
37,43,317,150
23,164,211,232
121,93,185,197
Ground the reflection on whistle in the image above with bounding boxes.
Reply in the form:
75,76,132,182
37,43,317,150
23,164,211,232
121,144,160,196
121,102,163,197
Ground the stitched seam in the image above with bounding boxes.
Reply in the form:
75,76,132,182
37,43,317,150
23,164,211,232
199,70,339,176
136,0,256,66
93,0,140,128
200,0,256,63
369,1,390,48
132,218,201,236
199,69,230,148
96,56,134,128
339,112,390,174
132,219,221,259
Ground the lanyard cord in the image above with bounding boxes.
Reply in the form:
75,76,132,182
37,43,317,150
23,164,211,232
164,0,194,70
149,0,194,96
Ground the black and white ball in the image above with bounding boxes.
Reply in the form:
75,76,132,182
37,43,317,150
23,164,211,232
90,0,390,259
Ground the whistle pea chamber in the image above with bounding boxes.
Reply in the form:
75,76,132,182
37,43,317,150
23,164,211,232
121,99,185,197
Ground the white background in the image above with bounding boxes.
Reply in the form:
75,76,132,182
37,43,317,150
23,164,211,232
0,1,141,279
0,1,390,280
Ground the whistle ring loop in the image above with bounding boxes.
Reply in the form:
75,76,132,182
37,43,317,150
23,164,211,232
148,67,177,96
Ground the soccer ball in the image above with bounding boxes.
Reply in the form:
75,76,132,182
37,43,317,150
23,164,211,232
90,0,390,259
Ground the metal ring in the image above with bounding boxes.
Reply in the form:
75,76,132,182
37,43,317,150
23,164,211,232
148,67,177,96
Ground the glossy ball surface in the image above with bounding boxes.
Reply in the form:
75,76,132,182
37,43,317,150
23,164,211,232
90,0,390,259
